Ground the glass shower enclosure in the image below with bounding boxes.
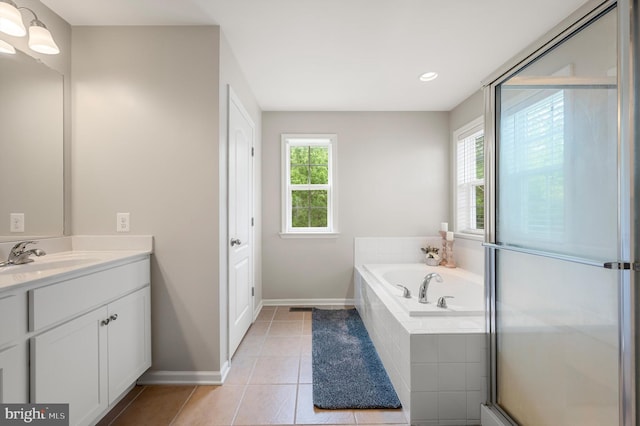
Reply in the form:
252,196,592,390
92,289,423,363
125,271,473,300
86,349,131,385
483,1,636,425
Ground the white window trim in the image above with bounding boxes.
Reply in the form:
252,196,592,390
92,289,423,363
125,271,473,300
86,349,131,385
453,116,484,239
280,134,339,238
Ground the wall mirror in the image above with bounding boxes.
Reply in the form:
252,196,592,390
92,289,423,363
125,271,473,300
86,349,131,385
0,47,63,242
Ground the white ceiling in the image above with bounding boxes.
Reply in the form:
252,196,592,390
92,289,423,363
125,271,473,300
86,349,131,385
41,0,590,111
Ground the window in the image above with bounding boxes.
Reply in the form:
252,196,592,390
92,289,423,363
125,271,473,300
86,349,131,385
454,117,484,235
281,134,337,236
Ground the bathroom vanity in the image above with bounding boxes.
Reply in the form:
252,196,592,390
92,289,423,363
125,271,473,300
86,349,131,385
0,246,151,426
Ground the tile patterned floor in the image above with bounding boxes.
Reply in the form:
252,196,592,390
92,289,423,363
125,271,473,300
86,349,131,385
98,306,408,426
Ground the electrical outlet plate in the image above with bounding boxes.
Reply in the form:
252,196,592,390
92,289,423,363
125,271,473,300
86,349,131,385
10,213,24,233
116,212,130,233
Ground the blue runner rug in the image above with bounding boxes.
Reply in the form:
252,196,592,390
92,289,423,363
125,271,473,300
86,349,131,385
312,308,402,409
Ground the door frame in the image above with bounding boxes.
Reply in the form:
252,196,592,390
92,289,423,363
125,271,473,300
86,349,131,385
227,85,256,358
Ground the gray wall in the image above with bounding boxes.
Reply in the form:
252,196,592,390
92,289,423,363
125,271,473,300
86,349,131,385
262,112,449,301
72,26,226,373
449,89,483,134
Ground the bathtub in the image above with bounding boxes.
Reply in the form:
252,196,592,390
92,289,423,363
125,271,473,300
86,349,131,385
363,263,484,316
355,259,486,425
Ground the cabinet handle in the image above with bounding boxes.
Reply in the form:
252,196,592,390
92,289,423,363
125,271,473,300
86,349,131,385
101,318,110,326
110,314,118,321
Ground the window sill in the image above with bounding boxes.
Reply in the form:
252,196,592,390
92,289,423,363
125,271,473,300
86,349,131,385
454,232,484,242
279,232,340,239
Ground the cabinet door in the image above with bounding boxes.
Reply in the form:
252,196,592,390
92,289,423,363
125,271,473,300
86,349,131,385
107,286,151,404
32,307,108,426
0,344,27,402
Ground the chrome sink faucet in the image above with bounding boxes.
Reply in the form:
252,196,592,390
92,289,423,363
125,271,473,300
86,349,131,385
418,272,443,304
1,241,46,266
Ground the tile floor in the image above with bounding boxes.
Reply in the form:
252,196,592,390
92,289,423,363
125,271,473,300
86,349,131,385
98,306,408,426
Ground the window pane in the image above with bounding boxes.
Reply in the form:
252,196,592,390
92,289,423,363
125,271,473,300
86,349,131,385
290,166,309,184
310,190,327,207
292,208,309,228
310,166,328,184
292,190,309,208
310,208,328,227
475,135,484,180
310,147,328,165
291,190,328,228
475,185,484,229
290,146,308,165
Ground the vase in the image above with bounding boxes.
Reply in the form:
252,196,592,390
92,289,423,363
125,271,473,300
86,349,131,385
425,257,439,266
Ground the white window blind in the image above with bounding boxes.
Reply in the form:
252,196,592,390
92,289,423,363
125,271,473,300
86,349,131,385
456,123,484,234
500,89,565,240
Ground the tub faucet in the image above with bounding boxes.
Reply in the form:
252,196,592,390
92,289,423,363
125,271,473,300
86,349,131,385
418,272,443,304
1,241,46,266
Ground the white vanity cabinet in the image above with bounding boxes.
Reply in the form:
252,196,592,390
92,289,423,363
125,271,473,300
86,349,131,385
0,292,28,402
28,256,151,426
33,306,109,425
106,286,151,403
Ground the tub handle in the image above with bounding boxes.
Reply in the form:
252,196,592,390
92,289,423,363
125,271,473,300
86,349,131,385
396,285,411,298
437,296,454,308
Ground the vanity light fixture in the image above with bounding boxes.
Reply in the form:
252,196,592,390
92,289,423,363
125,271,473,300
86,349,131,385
0,0,59,55
0,38,15,54
0,0,25,36
419,71,438,82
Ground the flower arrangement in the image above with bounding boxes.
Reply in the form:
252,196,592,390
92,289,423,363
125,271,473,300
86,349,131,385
420,245,440,260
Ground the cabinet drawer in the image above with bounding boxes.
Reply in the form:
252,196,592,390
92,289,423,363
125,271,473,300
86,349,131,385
29,258,150,332
0,294,22,347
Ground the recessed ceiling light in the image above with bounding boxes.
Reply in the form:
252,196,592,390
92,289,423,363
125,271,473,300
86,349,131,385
419,72,438,82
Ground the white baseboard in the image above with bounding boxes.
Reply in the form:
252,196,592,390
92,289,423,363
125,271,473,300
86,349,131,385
262,298,355,307
253,299,264,320
138,368,228,385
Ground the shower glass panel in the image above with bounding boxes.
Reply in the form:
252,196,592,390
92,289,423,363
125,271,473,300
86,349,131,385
496,251,619,424
497,9,617,260
493,6,618,425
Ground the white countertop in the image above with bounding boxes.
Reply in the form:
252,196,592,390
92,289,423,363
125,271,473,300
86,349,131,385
0,248,151,292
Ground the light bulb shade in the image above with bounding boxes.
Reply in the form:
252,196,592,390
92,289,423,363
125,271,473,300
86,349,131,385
0,38,15,53
28,22,59,54
0,0,26,37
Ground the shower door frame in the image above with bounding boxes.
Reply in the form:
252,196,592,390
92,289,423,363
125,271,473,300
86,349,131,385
481,0,637,425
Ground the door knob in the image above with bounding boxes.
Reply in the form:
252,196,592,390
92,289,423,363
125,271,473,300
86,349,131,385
230,238,242,247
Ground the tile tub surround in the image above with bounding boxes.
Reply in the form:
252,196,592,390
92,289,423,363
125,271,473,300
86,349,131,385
354,236,484,277
355,266,487,426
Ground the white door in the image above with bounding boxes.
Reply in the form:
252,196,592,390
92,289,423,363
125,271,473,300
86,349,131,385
228,87,255,357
